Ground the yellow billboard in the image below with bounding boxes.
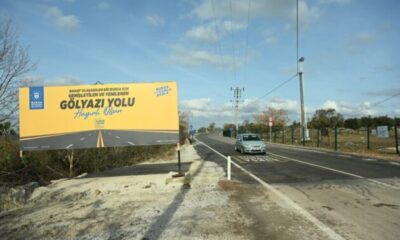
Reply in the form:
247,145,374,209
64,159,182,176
19,82,179,151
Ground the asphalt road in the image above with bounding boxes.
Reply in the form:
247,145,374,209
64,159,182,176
20,130,178,151
194,133,400,240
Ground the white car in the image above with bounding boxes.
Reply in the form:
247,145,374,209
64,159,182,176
235,133,266,154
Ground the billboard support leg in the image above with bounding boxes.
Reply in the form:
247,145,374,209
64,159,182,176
173,143,184,178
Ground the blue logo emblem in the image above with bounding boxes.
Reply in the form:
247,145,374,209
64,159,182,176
29,87,44,110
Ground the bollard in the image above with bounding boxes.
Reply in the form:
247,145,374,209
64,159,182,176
317,129,320,148
367,126,370,150
291,127,294,144
334,126,338,151
395,125,399,155
227,156,231,180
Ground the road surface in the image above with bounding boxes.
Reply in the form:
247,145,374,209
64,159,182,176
20,130,178,151
194,133,400,240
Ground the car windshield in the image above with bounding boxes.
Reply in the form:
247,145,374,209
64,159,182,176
243,135,261,141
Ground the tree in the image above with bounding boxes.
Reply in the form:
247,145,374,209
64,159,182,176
0,121,16,139
360,116,373,127
223,123,236,131
207,122,216,132
344,118,361,130
179,112,189,144
254,107,289,129
310,108,344,128
197,127,207,133
0,19,34,122
372,115,395,128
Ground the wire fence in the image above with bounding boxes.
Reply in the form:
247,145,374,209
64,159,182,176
233,126,400,155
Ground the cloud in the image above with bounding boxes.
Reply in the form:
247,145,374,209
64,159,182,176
145,15,165,26
181,97,300,124
185,20,246,44
193,0,322,30
264,29,278,44
24,75,83,86
318,0,352,5
97,1,110,10
186,25,219,43
168,45,242,69
45,6,80,32
346,32,376,54
320,100,378,117
180,98,232,118
375,64,396,72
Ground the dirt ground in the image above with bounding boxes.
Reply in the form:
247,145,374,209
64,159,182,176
0,144,340,240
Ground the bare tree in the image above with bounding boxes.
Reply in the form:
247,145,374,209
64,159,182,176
254,107,289,128
0,19,34,122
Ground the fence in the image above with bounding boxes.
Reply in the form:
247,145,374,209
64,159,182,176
235,126,400,155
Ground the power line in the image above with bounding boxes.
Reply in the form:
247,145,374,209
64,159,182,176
371,92,400,107
229,0,237,85
243,0,251,85
296,0,299,73
253,73,298,103
211,0,230,87
339,92,400,118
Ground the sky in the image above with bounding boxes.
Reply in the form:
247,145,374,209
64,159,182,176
1,0,400,129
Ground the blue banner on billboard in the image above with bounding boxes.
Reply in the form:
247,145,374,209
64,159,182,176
29,87,44,110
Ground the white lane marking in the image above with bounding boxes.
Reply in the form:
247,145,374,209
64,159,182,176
195,138,346,240
127,141,135,146
115,136,120,139
390,162,400,166
80,137,85,141
66,144,73,149
23,146,38,149
156,139,178,143
363,158,377,162
269,152,400,190
337,154,351,158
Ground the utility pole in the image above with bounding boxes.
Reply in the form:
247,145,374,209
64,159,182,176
298,57,307,144
231,87,244,136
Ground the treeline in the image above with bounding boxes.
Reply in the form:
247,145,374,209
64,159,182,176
308,109,399,129
0,113,188,187
215,107,400,134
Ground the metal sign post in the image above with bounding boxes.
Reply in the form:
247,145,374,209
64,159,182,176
173,143,184,177
269,117,273,143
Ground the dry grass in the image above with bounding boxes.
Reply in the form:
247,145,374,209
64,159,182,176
262,128,400,161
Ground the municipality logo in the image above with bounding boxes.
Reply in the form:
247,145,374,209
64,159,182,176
155,86,171,97
29,87,44,110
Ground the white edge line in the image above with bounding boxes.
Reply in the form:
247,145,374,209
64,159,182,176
66,144,73,149
194,137,346,240
127,141,135,146
269,152,400,190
